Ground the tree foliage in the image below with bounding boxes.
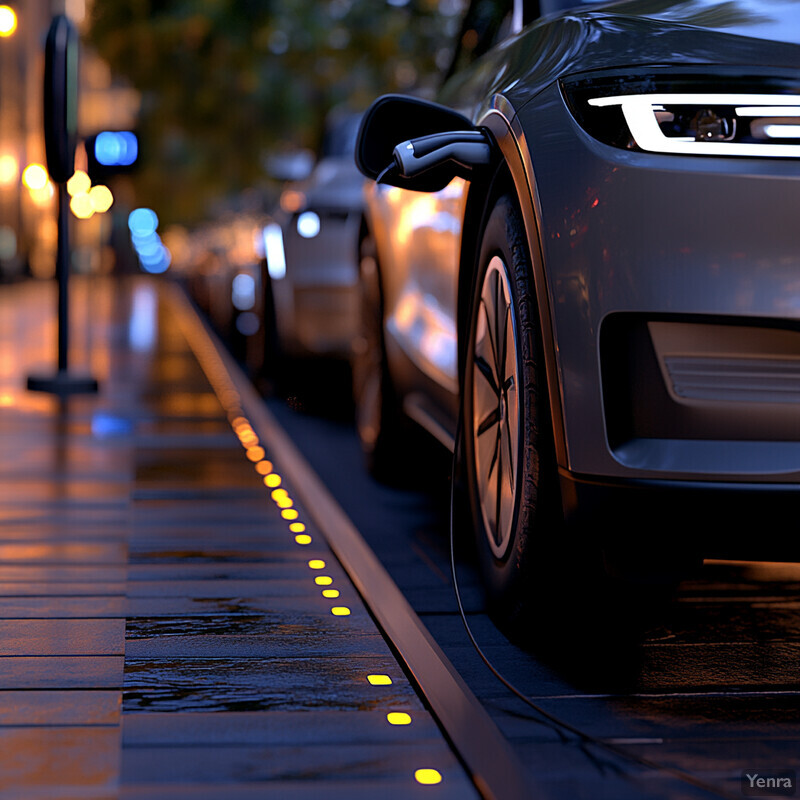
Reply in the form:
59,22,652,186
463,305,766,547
88,0,463,223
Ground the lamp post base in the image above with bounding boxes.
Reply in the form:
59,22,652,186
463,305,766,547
27,371,99,396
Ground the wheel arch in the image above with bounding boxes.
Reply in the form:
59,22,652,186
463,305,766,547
458,98,568,469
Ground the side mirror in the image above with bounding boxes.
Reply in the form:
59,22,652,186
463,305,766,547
355,94,493,193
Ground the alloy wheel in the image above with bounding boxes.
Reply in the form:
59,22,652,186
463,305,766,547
471,255,520,559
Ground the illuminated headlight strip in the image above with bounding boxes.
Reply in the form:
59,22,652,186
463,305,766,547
588,93,800,156
764,125,800,139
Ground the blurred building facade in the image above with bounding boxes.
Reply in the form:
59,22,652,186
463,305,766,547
0,0,139,280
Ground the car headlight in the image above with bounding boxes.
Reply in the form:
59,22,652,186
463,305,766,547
562,68,800,157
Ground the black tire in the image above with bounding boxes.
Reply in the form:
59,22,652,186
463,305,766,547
351,229,414,482
461,194,687,643
462,192,562,633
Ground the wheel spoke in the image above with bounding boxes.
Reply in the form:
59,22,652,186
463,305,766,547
498,424,515,547
494,422,503,545
475,355,499,395
476,426,500,543
487,426,500,484
481,275,501,384
477,406,500,436
475,303,501,393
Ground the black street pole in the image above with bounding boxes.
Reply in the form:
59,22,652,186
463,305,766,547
56,181,69,373
27,14,97,396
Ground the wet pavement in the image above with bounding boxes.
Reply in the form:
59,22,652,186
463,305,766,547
0,277,477,799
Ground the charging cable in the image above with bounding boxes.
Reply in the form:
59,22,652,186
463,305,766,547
448,416,739,799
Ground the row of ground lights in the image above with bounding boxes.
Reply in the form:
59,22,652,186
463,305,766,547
183,323,442,788
230,415,352,616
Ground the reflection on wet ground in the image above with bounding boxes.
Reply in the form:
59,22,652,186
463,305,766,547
124,656,414,713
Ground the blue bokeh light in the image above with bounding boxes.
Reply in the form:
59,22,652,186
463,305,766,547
128,208,158,236
95,131,138,166
128,207,170,274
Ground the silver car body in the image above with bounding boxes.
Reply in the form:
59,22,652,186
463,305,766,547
364,0,800,538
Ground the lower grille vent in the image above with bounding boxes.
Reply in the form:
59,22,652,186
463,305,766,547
664,356,800,404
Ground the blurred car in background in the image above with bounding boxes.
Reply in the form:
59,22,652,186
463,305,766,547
354,0,800,629
263,110,365,369
179,214,268,373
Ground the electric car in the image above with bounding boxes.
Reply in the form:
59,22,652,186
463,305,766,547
353,0,800,624
263,111,364,362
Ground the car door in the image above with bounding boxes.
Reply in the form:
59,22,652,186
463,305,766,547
370,0,527,446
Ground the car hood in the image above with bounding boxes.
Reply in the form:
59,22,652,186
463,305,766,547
440,0,800,120
594,0,800,48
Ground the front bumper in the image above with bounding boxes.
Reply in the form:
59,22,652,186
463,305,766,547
518,79,800,483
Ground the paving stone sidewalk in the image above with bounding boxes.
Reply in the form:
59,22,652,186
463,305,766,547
0,278,477,800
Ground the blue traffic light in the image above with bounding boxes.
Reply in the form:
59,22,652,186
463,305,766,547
94,131,138,166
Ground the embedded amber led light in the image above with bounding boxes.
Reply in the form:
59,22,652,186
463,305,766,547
295,534,312,545
308,559,326,570
271,488,292,506
367,674,392,686
387,712,412,726
246,446,265,462
331,607,351,616
415,769,443,785
264,474,281,488
321,589,339,598
289,522,305,533
281,508,299,520
315,576,333,586
256,460,274,475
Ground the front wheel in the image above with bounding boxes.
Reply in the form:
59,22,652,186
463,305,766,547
462,193,561,633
